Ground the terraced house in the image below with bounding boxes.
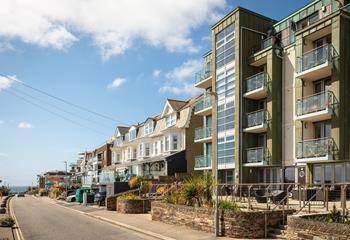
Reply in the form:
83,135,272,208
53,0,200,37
110,97,203,180
194,0,350,185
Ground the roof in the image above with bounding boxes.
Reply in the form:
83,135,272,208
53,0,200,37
116,126,129,135
167,99,187,111
180,93,203,110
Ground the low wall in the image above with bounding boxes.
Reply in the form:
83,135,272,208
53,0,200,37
287,213,350,239
151,202,293,239
117,198,151,214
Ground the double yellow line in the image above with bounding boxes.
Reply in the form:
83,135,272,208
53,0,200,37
8,196,25,240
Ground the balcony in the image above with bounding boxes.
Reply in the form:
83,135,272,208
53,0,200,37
295,91,333,122
194,127,212,143
244,110,268,133
296,137,334,162
194,155,212,170
244,147,268,166
261,36,273,50
194,95,212,116
296,44,335,81
194,68,212,89
243,72,268,99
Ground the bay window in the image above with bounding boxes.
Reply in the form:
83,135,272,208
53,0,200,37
172,135,178,150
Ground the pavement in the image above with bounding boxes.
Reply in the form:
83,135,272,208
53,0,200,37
44,197,233,240
11,195,156,240
0,196,14,240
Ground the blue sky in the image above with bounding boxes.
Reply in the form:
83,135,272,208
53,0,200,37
0,0,310,186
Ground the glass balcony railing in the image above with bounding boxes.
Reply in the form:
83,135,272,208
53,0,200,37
245,72,267,93
296,137,333,159
194,95,212,113
297,44,334,73
296,91,333,116
195,155,212,168
195,127,212,140
245,110,268,128
261,37,273,49
245,147,266,164
195,66,212,84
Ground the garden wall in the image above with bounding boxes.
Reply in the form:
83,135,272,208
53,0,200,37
117,198,151,214
151,202,293,239
286,213,350,239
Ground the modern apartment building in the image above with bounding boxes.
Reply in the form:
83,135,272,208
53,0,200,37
195,0,350,185
110,97,203,180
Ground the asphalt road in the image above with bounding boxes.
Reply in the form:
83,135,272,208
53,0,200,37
11,196,156,240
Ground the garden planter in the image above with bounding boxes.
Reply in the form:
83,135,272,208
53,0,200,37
0,208,6,214
0,203,6,208
116,198,151,214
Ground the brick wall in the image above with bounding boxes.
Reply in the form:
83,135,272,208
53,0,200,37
151,202,293,238
286,213,350,239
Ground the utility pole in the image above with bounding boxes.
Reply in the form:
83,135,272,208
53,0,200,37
64,161,68,192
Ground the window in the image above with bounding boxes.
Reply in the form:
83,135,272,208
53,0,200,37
172,135,178,150
115,137,123,146
166,113,177,127
116,154,120,163
154,141,158,155
139,144,143,157
160,140,164,153
144,121,154,135
165,136,170,151
127,148,131,160
132,148,137,159
129,129,137,141
215,23,235,69
145,143,150,157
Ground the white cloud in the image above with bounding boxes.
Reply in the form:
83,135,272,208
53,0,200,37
153,69,161,78
0,0,226,60
159,59,202,95
0,75,18,91
18,122,33,129
108,78,126,89
0,152,8,157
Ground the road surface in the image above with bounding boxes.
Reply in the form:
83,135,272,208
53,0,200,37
11,196,155,240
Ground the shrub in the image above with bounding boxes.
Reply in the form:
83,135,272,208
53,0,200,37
0,217,15,227
128,176,143,189
50,187,63,199
218,200,240,212
119,193,142,201
0,186,10,196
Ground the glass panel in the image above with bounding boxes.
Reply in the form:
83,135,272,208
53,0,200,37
334,164,343,183
284,167,295,183
313,165,323,184
324,164,333,184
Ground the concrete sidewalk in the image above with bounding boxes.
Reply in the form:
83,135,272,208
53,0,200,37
44,197,233,240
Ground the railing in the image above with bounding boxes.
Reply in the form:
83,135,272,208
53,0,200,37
195,127,212,140
281,34,296,47
297,44,334,73
194,95,212,113
296,137,333,159
195,155,212,168
296,91,333,116
246,147,266,164
261,36,273,49
245,72,267,93
195,66,212,84
344,3,350,13
245,110,268,128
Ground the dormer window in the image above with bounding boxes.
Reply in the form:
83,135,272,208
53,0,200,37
144,121,154,135
115,137,123,147
129,129,137,141
166,113,177,127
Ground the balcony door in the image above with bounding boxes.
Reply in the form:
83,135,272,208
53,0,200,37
313,78,331,94
314,121,331,139
313,35,331,63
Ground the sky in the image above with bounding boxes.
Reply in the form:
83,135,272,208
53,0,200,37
0,0,310,186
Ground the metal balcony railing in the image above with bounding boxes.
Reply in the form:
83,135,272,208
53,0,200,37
195,155,212,168
296,91,333,116
245,72,267,93
245,147,266,164
245,109,268,128
194,95,212,113
195,65,212,84
195,127,212,140
296,137,333,159
297,44,335,73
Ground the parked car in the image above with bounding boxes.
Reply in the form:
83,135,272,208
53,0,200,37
94,191,106,206
66,194,76,202
75,188,98,203
17,192,25,197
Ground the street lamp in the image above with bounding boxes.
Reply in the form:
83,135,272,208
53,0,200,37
64,161,68,192
206,91,219,236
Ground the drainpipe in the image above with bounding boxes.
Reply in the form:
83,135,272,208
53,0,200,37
240,27,267,184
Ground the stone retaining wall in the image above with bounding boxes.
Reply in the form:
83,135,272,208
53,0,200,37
151,202,293,239
117,198,151,214
286,213,350,239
